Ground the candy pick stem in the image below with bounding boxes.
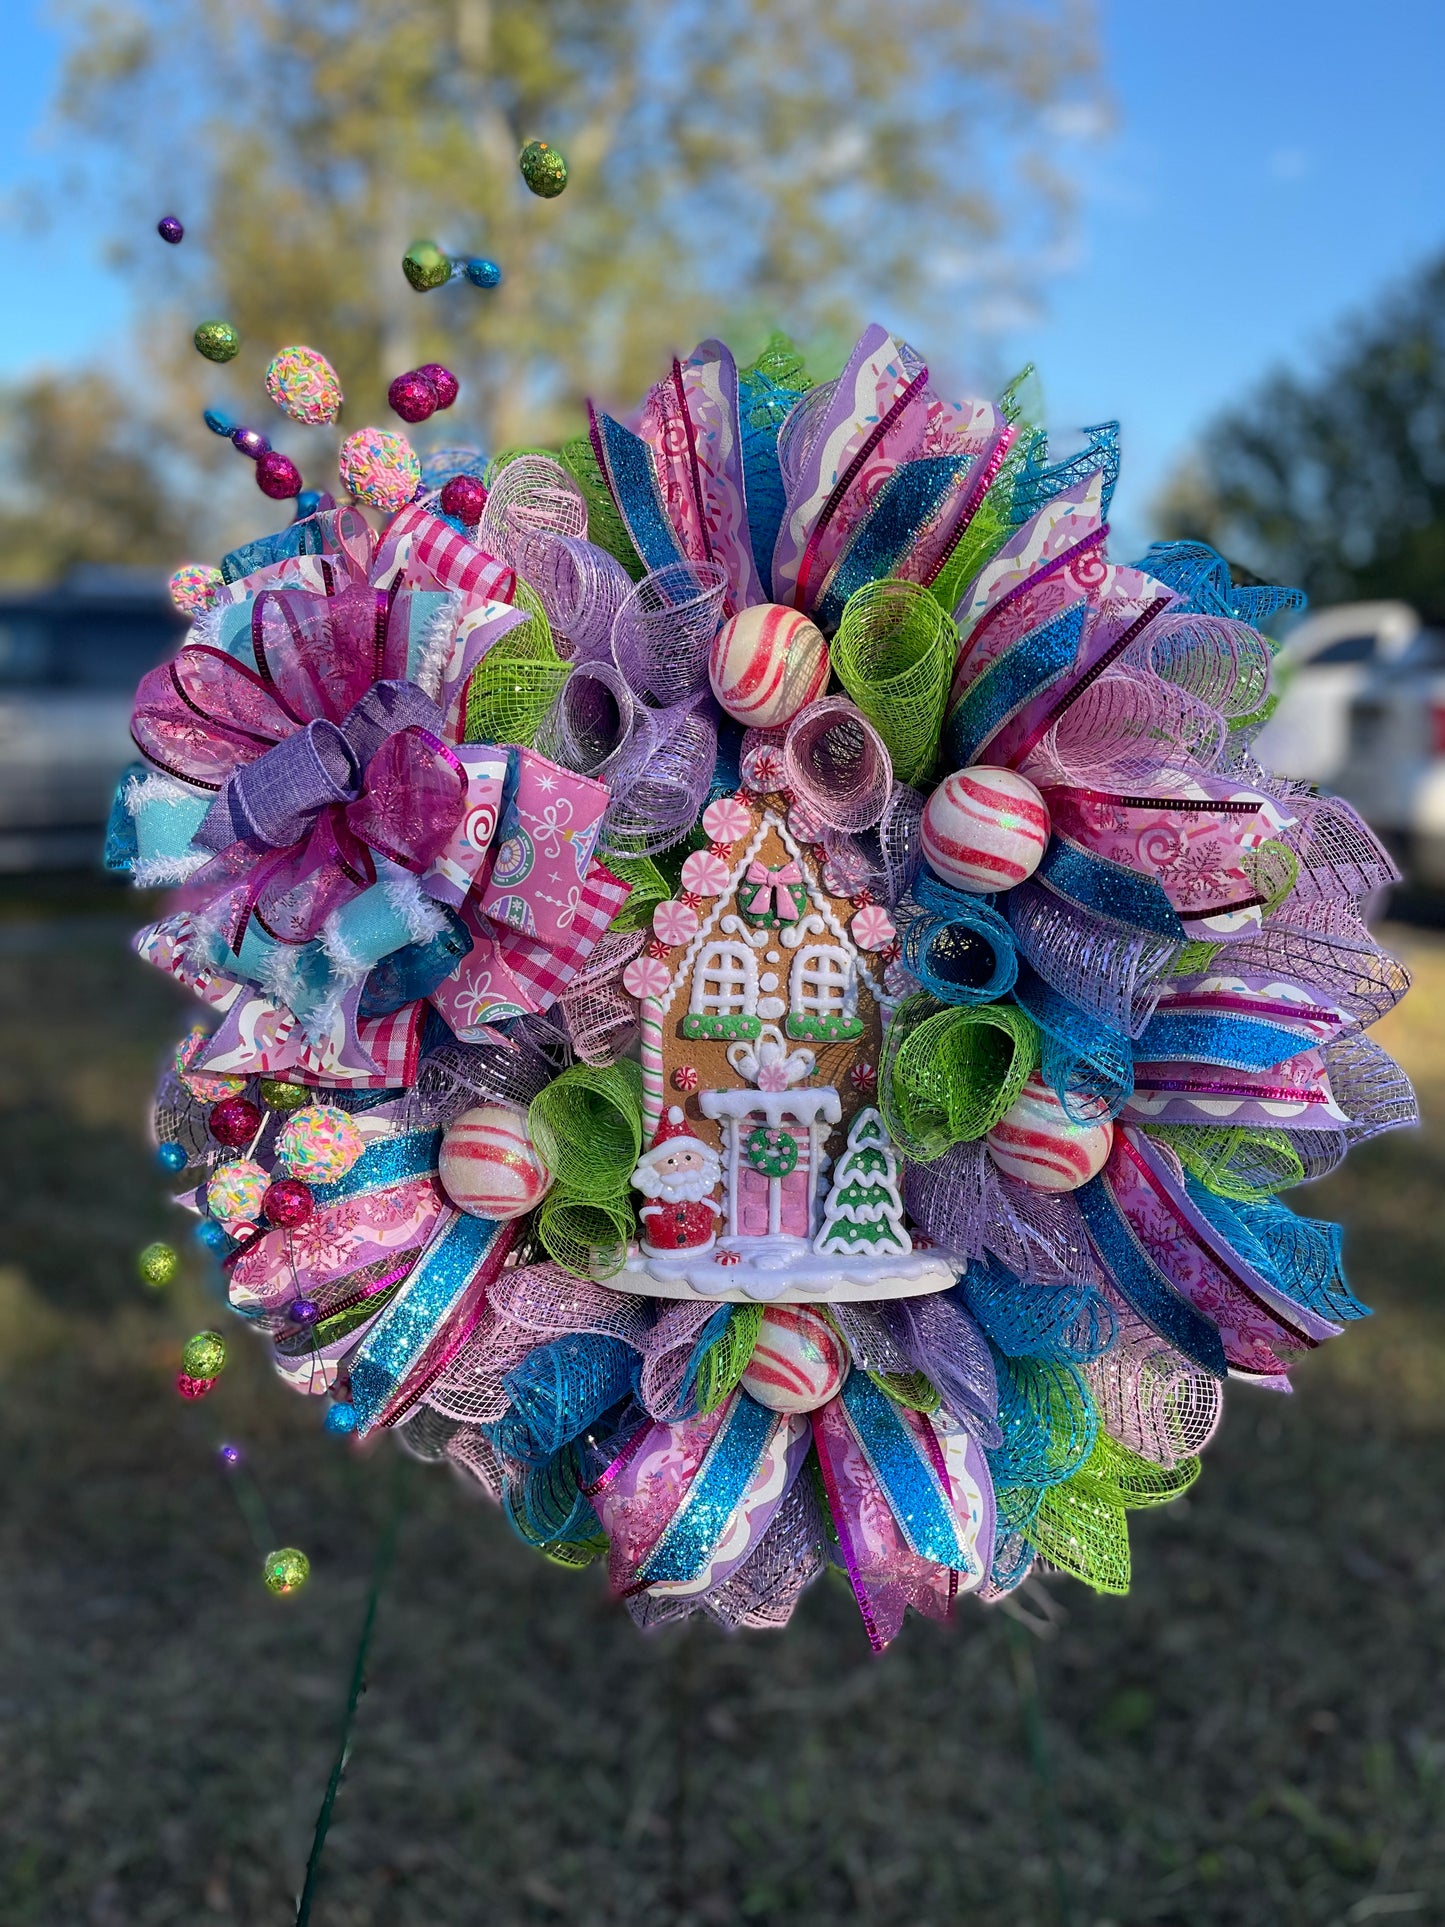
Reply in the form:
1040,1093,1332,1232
294,1458,404,1926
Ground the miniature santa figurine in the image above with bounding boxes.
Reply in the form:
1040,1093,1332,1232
630,1108,724,1257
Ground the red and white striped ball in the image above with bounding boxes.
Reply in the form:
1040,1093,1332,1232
985,1075,1113,1193
920,765,1050,894
740,1306,849,1414
708,603,830,728
438,1103,553,1220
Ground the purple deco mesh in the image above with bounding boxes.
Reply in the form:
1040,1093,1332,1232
610,559,728,707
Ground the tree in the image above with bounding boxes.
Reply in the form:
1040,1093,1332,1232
0,373,212,583
52,0,1098,429
815,1108,909,1258
1156,255,1445,621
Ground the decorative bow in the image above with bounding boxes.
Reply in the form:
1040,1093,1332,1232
587,1370,995,1651
741,858,806,922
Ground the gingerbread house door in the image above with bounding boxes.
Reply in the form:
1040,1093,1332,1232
735,1124,813,1240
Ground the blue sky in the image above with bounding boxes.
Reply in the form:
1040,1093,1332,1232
3,0,1443,557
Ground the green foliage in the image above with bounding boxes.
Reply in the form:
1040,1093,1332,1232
1157,253,1445,620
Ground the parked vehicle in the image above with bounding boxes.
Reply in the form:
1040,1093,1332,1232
0,568,184,872
1253,600,1424,788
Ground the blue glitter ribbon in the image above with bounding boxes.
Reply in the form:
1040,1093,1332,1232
308,1131,441,1208
1033,837,1186,940
636,1391,781,1586
349,1208,504,1430
590,410,686,576
943,598,1086,768
839,1373,980,1575
1133,1010,1317,1072
815,456,975,632
1075,1174,1228,1377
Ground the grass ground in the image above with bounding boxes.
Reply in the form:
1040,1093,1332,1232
1,883,1443,1927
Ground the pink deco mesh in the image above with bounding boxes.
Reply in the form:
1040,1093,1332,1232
553,928,644,1065
1084,1289,1224,1468
478,455,589,590
1023,669,1226,788
600,695,717,858
1127,611,1273,721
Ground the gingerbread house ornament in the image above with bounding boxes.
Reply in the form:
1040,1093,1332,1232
620,797,960,1302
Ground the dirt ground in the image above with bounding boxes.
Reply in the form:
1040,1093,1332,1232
1,882,1442,1927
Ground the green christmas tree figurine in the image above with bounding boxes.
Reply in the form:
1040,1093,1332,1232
813,1108,911,1258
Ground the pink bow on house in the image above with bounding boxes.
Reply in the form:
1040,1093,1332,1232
132,593,468,948
742,858,806,921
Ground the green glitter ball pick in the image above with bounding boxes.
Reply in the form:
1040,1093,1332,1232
263,1547,311,1596
181,1329,227,1379
136,1241,179,1290
402,239,452,292
519,140,569,198
193,319,241,363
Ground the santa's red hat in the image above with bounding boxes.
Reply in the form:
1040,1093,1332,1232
649,1105,701,1149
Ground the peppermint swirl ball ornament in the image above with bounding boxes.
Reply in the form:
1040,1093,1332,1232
708,604,829,728
741,1308,849,1414
985,1074,1114,1192
920,767,1050,893
439,1103,553,1220
339,427,420,511
264,345,343,426
277,1106,364,1184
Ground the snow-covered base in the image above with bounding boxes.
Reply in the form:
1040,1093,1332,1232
617,1235,961,1303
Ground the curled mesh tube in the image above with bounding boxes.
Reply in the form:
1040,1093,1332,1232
1283,793,1400,904
830,577,956,786
479,455,588,590
879,992,1039,1160
1129,611,1272,721
611,559,728,706
1084,1290,1223,1467
532,535,634,660
783,696,893,833
601,696,717,858
536,1193,633,1280
901,1141,991,1258
1324,1032,1419,1143
1008,881,1180,1039
528,1059,644,1198
535,660,639,781
554,928,644,1065
1025,671,1226,787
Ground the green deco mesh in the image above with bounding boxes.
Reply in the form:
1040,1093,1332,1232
535,1195,634,1281
1024,1434,1200,1597
558,434,647,580
464,577,569,748
867,1369,942,1414
927,371,1041,618
1150,1123,1306,1200
602,852,671,932
879,993,1039,1160
695,1304,763,1414
831,578,956,786
529,1062,644,1278
529,1061,643,1197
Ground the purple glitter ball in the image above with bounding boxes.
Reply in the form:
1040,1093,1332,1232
388,370,439,424
416,362,459,409
231,425,271,461
256,451,303,500
218,1443,242,1467
440,474,486,524
157,215,184,244
290,1298,320,1326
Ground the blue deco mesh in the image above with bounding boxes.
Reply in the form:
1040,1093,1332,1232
1135,540,1306,630
1182,1179,1370,1325
984,1350,1099,1491
736,337,814,596
1010,421,1121,525
502,1444,601,1549
960,1253,1116,1366
491,1332,638,1466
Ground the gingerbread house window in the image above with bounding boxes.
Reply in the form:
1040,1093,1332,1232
682,940,762,1041
786,943,863,1043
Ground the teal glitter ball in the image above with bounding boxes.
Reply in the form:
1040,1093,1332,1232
157,1141,188,1173
324,1403,358,1437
